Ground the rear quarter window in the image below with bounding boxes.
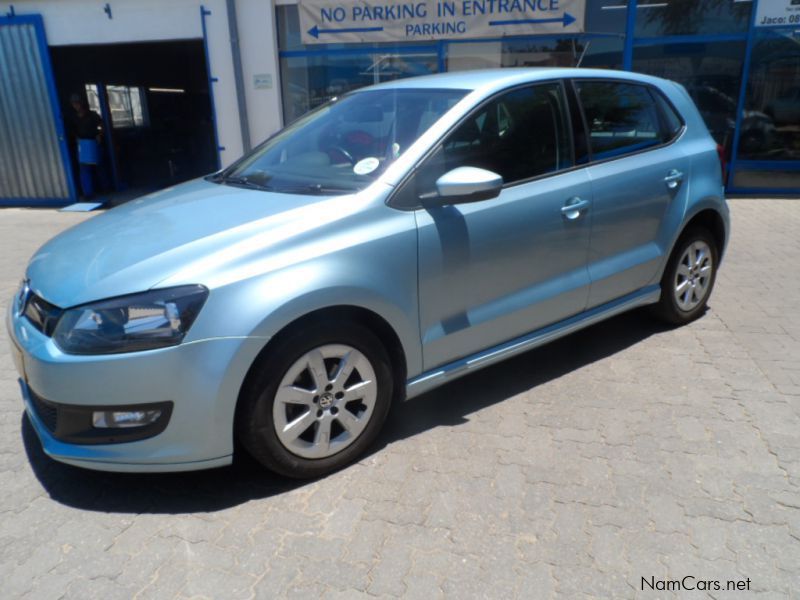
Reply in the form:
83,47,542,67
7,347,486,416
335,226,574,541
576,80,673,161
652,89,684,141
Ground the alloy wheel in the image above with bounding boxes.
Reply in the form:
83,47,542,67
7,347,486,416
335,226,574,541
674,240,714,312
272,344,377,459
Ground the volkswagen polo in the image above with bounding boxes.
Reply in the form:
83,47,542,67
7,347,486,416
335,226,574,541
7,69,729,478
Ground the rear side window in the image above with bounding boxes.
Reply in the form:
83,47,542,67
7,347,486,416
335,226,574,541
576,81,667,161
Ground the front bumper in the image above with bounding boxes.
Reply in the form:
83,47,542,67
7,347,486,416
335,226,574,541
7,304,266,472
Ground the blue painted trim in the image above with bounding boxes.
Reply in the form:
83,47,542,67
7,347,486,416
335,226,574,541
200,5,222,170
0,13,78,204
622,0,637,70
632,32,748,47
734,160,800,170
727,186,800,195
726,1,759,190
0,197,71,207
437,40,446,72
95,83,120,192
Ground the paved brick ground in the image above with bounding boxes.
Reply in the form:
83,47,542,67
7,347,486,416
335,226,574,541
1,201,799,599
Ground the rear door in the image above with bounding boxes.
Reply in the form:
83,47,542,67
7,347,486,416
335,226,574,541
573,79,690,308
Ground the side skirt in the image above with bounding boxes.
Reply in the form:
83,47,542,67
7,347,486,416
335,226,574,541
405,285,661,400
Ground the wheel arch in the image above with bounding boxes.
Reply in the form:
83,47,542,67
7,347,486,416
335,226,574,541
682,207,728,261
236,305,410,423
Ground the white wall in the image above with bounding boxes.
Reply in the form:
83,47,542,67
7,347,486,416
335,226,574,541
200,0,246,165
11,0,203,44
10,0,247,166
236,0,283,147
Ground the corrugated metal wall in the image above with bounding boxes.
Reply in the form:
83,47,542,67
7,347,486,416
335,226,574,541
0,21,70,200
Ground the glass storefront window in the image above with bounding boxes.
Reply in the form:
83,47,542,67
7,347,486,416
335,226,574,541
634,0,752,37
277,4,440,122
733,169,800,190
632,41,746,149
577,37,625,69
503,39,588,68
280,51,439,123
585,0,628,34
447,36,623,72
735,30,800,163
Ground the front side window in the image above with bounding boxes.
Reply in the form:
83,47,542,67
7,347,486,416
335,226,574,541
217,88,467,195
576,81,666,160
394,82,572,207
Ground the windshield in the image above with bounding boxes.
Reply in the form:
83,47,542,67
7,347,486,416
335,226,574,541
214,88,468,195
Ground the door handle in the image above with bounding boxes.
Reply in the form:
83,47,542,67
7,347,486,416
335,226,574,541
664,169,684,189
561,197,590,220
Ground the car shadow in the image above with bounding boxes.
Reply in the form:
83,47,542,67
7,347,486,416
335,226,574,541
22,308,674,514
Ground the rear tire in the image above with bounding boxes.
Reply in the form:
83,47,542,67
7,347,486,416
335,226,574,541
236,320,393,479
652,227,719,326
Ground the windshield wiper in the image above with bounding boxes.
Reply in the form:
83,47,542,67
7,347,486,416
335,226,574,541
219,175,272,191
207,170,273,191
279,183,356,195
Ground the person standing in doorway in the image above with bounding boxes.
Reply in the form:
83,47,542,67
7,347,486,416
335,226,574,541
69,93,103,199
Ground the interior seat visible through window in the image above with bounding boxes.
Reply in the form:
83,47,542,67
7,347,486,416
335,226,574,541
391,81,573,208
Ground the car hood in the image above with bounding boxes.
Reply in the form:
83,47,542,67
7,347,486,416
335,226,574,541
26,178,373,308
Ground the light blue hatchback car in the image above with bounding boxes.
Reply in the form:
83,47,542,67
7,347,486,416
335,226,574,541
7,68,729,478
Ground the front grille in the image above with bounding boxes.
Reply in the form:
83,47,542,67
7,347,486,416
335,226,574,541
22,292,62,337
29,389,58,433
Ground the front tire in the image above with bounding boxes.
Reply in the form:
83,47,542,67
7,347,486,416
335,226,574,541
653,227,719,325
236,321,393,479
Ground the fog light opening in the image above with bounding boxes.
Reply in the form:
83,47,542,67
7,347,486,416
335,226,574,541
92,410,162,429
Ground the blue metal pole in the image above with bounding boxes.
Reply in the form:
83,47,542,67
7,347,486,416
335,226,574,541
622,0,637,71
726,0,759,191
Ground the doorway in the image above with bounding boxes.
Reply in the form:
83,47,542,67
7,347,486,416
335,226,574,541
50,40,218,202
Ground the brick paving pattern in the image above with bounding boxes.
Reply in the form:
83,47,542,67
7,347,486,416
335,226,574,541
1,200,799,598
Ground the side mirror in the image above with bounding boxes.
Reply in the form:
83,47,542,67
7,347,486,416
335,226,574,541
432,167,503,206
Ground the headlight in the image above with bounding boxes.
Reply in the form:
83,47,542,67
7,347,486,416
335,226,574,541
52,285,208,355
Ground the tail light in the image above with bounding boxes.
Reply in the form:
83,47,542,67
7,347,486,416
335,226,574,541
716,144,727,183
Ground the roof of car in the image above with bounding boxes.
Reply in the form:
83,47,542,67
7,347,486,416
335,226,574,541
366,67,669,93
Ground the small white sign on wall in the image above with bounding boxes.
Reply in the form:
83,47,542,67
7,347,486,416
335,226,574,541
755,0,800,27
253,73,273,89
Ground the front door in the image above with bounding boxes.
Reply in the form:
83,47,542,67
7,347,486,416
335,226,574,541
409,82,593,370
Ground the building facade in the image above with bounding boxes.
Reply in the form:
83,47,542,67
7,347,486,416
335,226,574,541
1,0,798,206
